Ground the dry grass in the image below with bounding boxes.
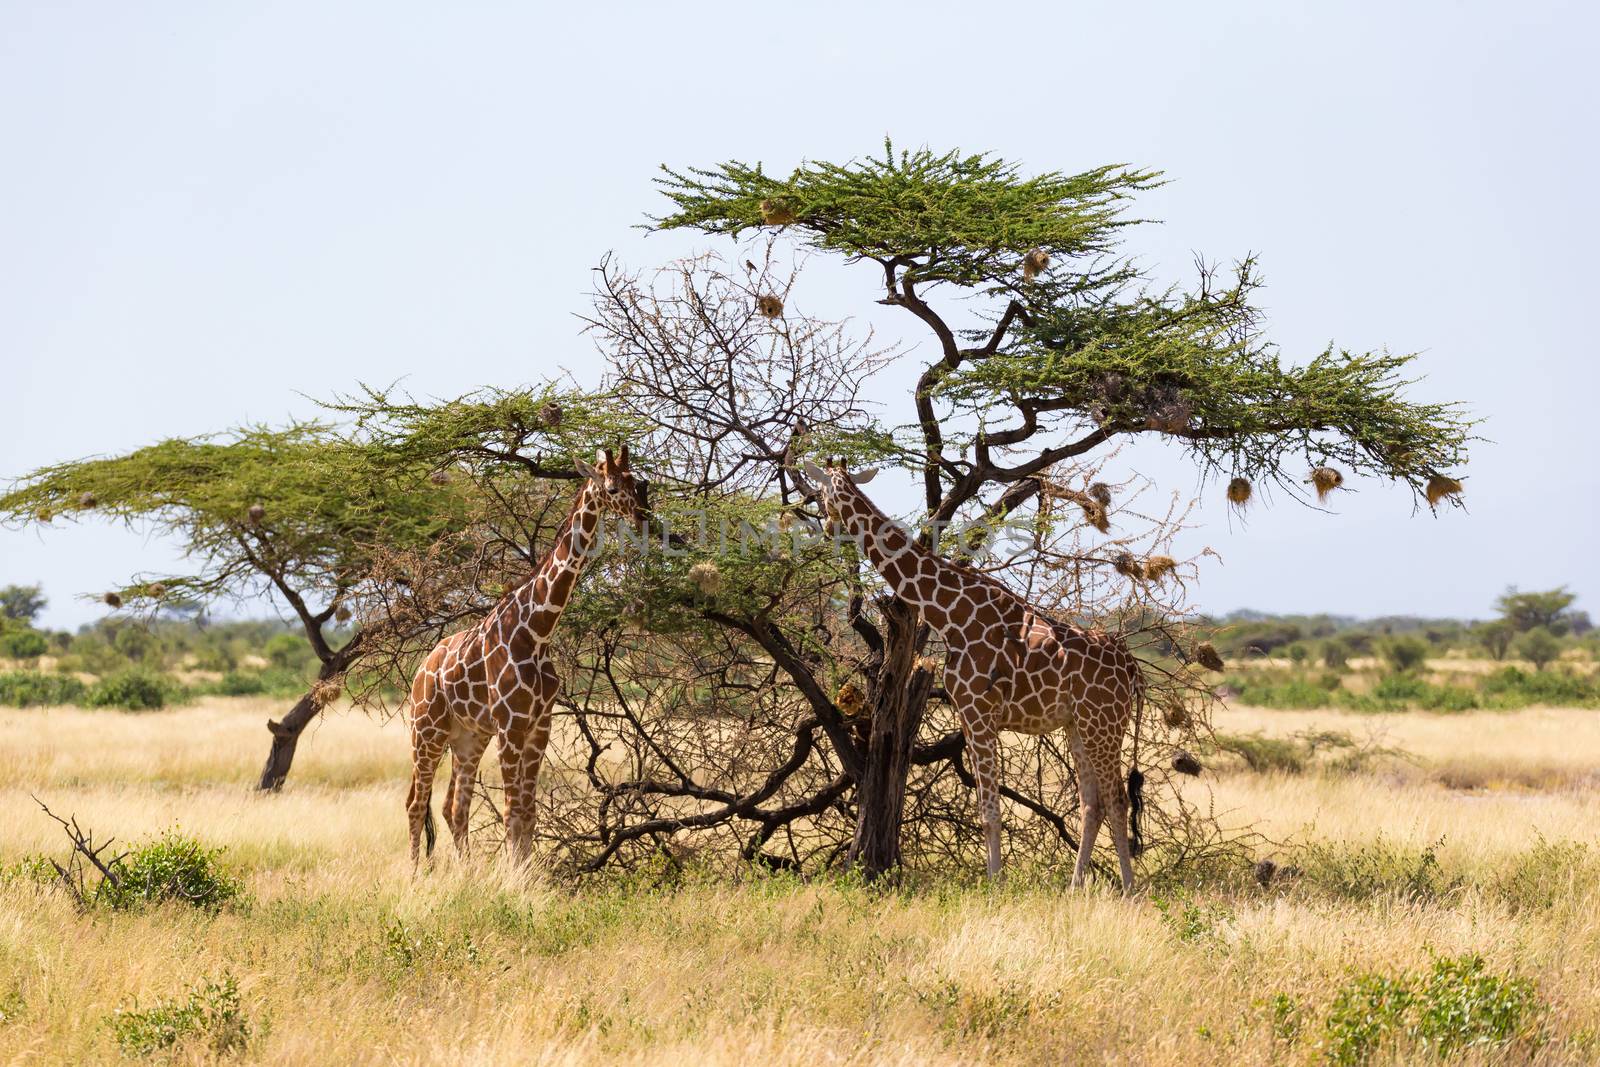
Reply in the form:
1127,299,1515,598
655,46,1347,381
2,700,1599,1064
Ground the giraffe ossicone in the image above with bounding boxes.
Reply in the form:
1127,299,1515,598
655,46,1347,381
405,446,648,867
807,458,1146,891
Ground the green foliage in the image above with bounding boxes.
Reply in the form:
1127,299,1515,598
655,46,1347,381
86,668,180,711
109,974,252,1058
1323,971,1415,1065
655,140,1157,288
0,626,48,660
0,670,87,707
1476,619,1514,660
655,142,1471,501
1298,836,1460,903
1379,635,1431,673
96,832,243,911
0,583,46,621
1516,627,1561,671
1150,888,1235,945
1495,586,1578,634
1320,955,1543,1063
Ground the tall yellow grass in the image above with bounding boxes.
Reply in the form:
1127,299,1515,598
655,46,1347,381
1,699,1597,1064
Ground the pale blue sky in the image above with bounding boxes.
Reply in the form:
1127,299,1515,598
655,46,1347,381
2,1,1595,630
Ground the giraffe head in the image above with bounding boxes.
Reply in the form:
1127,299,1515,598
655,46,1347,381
575,445,650,529
799,458,877,529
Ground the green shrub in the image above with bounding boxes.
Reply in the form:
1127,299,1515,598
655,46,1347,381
98,832,243,911
1320,955,1543,1063
1371,672,1428,703
86,668,181,710
1412,954,1542,1055
1418,684,1479,712
0,670,88,707
1379,636,1431,673
109,974,251,1058
1323,971,1415,1065
1298,836,1460,902
1214,732,1306,774
214,671,267,696
0,627,48,660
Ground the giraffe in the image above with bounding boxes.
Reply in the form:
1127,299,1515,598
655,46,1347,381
801,460,1146,892
406,446,648,866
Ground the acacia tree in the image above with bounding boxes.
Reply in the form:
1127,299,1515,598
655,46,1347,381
638,143,1474,875
0,424,489,787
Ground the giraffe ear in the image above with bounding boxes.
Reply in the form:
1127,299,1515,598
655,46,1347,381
852,467,879,485
574,455,597,480
601,447,614,468
619,443,630,469
800,461,828,487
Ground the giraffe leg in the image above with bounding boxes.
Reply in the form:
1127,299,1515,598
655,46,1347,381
498,731,548,867
1072,748,1105,890
407,719,446,869
1085,742,1135,895
443,729,489,856
963,720,1005,879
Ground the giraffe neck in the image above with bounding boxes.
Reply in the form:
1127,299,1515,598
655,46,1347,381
831,473,1023,644
490,482,604,646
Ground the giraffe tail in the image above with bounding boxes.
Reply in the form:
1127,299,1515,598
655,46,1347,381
423,804,437,856
1126,767,1145,858
1126,683,1146,857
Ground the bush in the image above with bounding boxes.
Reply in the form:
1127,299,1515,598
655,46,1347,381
86,668,181,710
1516,627,1562,671
109,974,252,1058
1214,732,1307,774
1298,836,1461,902
214,671,267,696
1320,955,1543,1063
98,832,244,911
1379,636,1431,674
1371,672,1428,703
0,627,48,660
0,670,88,707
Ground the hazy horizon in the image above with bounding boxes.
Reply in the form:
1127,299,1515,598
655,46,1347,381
4,2,1596,631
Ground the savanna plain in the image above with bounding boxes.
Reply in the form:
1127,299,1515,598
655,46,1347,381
3,694,1599,1065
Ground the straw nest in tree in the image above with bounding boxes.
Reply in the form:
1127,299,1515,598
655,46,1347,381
539,401,563,429
1172,750,1204,776
1194,641,1225,671
34,508,52,523
1080,499,1110,534
103,592,122,609
1144,556,1177,582
688,561,723,596
1308,466,1344,502
1425,474,1463,506
1021,248,1050,281
311,678,343,708
759,198,797,225
78,491,97,509
1088,482,1113,506
835,681,866,718
1113,552,1145,580
148,583,166,599
248,503,266,525
1227,477,1253,507
429,469,453,486
1161,699,1191,729
756,294,784,318
335,604,352,623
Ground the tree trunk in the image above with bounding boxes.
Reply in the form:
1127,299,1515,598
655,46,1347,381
848,602,932,878
255,657,346,792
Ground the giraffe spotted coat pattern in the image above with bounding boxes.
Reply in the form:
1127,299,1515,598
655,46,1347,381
805,461,1146,891
406,448,647,866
